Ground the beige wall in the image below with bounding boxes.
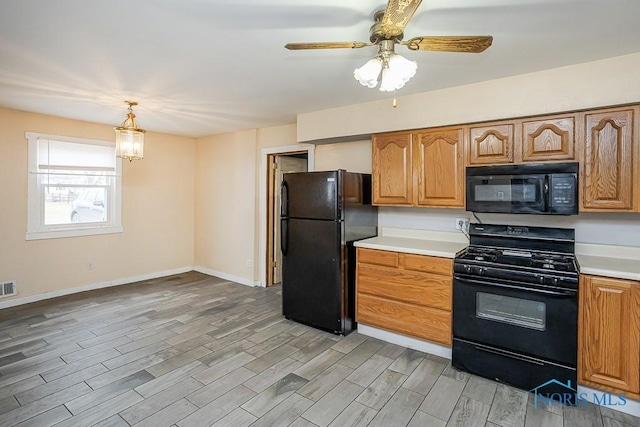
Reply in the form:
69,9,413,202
193,123,374,286
256,124,298,150
6,52,640,299
0,108,196,300
298,52,640,142
314,140,372,174
194,129,258,285
294,52,640,248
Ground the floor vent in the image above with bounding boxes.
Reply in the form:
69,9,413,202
0,281,16,298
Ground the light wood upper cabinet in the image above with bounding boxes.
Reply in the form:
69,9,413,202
372,103,638,211
579,275,640,396
522,115,575,161
372,127,464,208
413,127,465,207
372,132,413,206
581,107,635,211
468,123,514,165
467,116,576,165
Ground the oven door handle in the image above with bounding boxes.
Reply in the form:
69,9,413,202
454,275,577,297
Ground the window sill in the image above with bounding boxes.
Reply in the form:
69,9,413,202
25,225,124,241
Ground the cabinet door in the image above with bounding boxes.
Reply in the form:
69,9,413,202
468,123,514,165
414,127,465,207
579,275,640,394
582,108,635,211
372,132,413,206
522,115,575,161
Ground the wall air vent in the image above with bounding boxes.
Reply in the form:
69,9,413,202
0,281,16,298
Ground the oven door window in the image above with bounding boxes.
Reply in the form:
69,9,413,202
476,292,546,331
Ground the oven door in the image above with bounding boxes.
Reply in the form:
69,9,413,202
466,174,547,214
452,275,577,366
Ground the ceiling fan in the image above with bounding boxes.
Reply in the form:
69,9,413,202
285,0,493,92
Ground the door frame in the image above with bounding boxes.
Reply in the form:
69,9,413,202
267,154,308,286
259,144,315,288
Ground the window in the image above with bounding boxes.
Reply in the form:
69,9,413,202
26,132,123,240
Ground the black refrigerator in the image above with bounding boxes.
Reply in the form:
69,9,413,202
281,170,378,335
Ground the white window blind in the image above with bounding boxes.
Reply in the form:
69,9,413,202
37,139,116,172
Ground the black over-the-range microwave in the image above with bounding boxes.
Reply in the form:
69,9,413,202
465,162,579,215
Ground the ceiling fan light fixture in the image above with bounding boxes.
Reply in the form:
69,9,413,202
354,57,383,88
379,53,417,92
287,2,493,95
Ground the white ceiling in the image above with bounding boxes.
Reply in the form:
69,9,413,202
1,0,639,138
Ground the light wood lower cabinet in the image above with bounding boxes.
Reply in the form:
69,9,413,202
356,248,453,346
578,274,640,398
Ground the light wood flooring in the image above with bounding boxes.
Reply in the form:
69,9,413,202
0,271,637,427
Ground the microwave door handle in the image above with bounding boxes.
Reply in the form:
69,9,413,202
543,175,550,211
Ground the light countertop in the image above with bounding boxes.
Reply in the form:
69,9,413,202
356,228,640,280
577,254,640,281
354,235,468,259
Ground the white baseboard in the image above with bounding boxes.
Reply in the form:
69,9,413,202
193,266,256,287
577,385,640,418
0,266,193,310
357,324,452,360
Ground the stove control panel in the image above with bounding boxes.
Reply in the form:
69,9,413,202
453,262,579,289
506,226,528,235
463,265,486,275
536,274,569,287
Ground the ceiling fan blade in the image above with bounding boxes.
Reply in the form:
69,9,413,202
405,36,493,53
380,0,423,38
285,42,369,50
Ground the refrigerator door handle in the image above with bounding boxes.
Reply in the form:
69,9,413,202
280,179,289,256
280,218,288,256
280,180,289,219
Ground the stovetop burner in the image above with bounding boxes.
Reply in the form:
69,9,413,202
457,246,578,273
464,247,499,262
454,223,579,289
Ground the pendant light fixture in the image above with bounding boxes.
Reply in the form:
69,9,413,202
114,101,146,162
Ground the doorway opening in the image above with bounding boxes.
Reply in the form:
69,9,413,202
266,152,308,286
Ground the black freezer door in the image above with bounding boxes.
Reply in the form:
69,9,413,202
282,170,341,221
282,218,344,333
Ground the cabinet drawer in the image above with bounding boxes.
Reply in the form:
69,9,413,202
357,293,451,346
357,248,399,268
358,264,451,310
403,254,452,276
